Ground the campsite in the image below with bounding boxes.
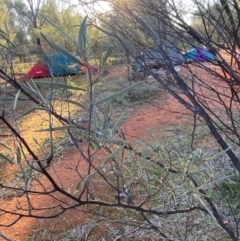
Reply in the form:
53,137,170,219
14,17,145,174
25,53,99,78
26,53,81,78
1,0,240,241
0,49,238,241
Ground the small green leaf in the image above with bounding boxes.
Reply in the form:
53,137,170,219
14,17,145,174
207,175,235,186
82,171,97,187
17,106,46,119
75,180,81,190
25,166,33,178
32,137,44,152
36,81,87,91
112,113,125,135
73,190,78,196
97,138,125,144
93,106,99,134
90,140,101,150
13,89,21,110
45,90,56,101
102,45,114,67
57,99,86,109
16,147,21,164
42,138,51,148
104,101,112,120
102,102,112,131
104,145,125,164
13,42,29,48
67,186,71,194
103,102,112,131
0,153,14,164
78,16,88,52
103,119,111,132
35,125,77,132
31,80,45,102
0,142,11,151
188,168,209,175
95,81,143,105
205,146,232,162
19,83,41,97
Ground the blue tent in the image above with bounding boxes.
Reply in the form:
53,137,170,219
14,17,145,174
45,53,80,76
26,53,82,78
184,47,215,62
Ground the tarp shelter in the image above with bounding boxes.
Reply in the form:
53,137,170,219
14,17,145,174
26,53,81,78
141,45,186,67
184,47,215,62
132,43,186,73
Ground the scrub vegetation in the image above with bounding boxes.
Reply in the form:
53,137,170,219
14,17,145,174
1,0,240,240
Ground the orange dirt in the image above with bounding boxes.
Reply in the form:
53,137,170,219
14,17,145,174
0,59,236,241
0,98,190,241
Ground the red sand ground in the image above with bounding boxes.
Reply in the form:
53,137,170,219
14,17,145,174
0,98,189,241
0,56,238,240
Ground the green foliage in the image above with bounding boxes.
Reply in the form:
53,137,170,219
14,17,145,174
35,81,87,91
39,13,75,45
78,16,87,52
0,3,16,51
105,57,126,66
11,62,31,74
94,82,143,105
128,86,158,101
220,177,240,207
0,153,14,164
26,220,98,241
40,4,83,52
101,45,114,67
111,94,128,106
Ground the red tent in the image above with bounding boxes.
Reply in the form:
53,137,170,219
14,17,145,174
26,59,49,78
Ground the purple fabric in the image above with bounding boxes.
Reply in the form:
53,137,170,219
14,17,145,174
194,49,206,62
186,47,215,62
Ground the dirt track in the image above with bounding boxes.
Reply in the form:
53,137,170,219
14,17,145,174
0,96,191,241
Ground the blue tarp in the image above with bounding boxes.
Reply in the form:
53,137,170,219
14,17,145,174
45,53,80,76
184,47,215,62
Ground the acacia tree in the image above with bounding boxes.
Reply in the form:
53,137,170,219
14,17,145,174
1,0,240,240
